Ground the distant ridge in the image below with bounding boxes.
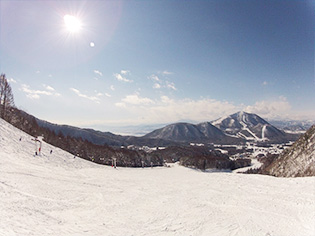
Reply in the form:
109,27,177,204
34,111,299,147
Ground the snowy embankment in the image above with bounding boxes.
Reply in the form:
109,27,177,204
0,118,314,236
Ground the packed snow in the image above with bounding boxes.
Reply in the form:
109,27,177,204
0,118,315,236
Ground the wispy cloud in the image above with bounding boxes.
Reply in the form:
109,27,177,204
153,83,161,89
20,84,61,99
115,95,238,124
244,96,291,119
43,84,55,91
70,88,101,103
161,70,174,75
79,95,300,127
148,96,237,123
114,70,133,82
94,70,103,76
149,74,162,89
121,70,130,75
116,93,154,107
115,102,126,108
8,78,17,84
149,74,161,82
114,95,295,124
166,81,177,90
110,85,115,91
149,74,176,90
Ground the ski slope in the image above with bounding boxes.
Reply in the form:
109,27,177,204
0,118,314,236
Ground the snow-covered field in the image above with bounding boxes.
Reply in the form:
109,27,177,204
0,119,314,236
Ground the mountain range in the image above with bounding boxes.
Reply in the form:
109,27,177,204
268,119,314,133
36,111,300,147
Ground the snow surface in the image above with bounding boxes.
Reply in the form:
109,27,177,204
261,124,267,141
232,159,263,173
1,118,315,236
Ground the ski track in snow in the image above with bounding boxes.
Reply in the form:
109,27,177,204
239,120,260,141
261,124,267,141
0,119,315,236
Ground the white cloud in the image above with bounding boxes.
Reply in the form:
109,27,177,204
94,70,103,76
262,81,268,86
110,85,115,91
121,70,130,75
161,70,174,75
166,81,177,90
105,93,111,97
8,78,17,84
244,96,292,120
161,95,172,103
115,95,239,124
76,95,307,127
149,74,161,82
70,88,100,103
153,83,161,89
20,84,60,99
149,74,177,90
115,102,126,108
27,94,40,99
116,93,154,107
43,85,55,91
114,73,133,83
122,93,154,105
146,96,237,123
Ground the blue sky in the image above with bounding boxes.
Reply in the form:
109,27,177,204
1,0,314,132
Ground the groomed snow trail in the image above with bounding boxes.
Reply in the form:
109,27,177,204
0,119,314,236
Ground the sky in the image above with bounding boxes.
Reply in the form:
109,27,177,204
0,0,314,133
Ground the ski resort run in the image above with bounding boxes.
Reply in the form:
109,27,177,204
0,118,314,236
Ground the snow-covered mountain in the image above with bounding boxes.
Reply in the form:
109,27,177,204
143,122,237,143
212,111,291,142
264,125,315,177
143,122,206,142
18,109,298,147
269,119,314,134
196,122,227,139
1,117,315,235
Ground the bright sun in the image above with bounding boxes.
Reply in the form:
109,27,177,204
64,15,82,33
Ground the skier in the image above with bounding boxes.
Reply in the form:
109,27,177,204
50,150,53,154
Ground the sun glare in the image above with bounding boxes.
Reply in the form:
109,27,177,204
64,14,82,33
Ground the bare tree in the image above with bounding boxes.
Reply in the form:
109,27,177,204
0,73,15,119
